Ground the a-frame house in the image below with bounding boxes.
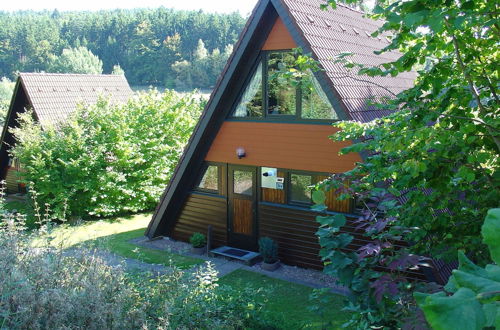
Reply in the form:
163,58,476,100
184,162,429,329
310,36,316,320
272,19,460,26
0,73,133,193
146,0,415,270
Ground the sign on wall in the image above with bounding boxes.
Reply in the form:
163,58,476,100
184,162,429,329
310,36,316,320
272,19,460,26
261,167,284,190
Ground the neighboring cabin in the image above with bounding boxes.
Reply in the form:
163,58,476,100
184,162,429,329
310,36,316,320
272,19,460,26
146,0,417,272
0,73,133,193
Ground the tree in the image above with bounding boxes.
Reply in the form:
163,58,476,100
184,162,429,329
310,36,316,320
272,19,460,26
314,0,499,327
193,39,208,60
48,47,103,74
11,90,203,218
0,77,14,126
111,64,125,75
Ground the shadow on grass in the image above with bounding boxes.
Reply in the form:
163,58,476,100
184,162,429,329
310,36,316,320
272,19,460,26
84,229,203,270
219,269,350,329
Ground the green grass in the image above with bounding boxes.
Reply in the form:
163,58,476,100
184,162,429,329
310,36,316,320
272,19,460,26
219,269,349,329
34,212,203,269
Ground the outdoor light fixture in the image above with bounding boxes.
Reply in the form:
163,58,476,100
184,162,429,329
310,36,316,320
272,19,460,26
236,147,246,159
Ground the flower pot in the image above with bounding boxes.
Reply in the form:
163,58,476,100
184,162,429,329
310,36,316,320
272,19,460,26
261,260,280,271
191,246,206,255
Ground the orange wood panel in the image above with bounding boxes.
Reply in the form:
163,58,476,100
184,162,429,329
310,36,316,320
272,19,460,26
205,122,362,173
317,175,352,213
262,18,297,50
261,170,286,203
232,198,253,234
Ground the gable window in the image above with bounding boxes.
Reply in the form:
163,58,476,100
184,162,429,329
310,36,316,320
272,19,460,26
196,165,219,192
231,50,338,121
233,62,263,118
267,52,296,116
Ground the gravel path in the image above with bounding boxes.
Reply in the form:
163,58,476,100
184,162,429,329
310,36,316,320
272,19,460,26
131,236,348,295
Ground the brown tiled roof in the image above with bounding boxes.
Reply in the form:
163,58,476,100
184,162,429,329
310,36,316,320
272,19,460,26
279,0,416,122
19,73,133,127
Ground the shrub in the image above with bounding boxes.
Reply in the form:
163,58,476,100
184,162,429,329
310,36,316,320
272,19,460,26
11,89,203,219
259,237,279,263
0,214,272,329
415,208,500,330
189,232,206,248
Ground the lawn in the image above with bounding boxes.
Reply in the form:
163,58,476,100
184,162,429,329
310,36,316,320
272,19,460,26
219,269,350,329
34,212,203,269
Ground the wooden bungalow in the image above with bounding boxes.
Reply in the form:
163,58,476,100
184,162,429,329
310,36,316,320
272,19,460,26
0,73,133,193
146,0,416,271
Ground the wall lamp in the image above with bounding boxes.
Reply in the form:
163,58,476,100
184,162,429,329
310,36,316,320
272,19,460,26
236,147,246,159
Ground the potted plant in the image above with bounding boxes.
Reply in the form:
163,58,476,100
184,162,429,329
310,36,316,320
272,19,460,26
189,232,207,255
259,237,280,271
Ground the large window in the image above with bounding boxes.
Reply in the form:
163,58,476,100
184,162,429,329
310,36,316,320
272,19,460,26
267,52,296,116
231,51,337,121
233,62,263,117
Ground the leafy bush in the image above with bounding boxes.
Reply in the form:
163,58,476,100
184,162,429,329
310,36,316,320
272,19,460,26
189,232,206,248
11,89,203,218
259,237,279,263
0,214,270,329
47,46,103,74
415,209,500,330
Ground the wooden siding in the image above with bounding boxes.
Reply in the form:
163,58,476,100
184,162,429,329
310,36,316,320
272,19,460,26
232,198,253,234
317,175,352,213
262,17,297,50
261,170,286,203
172,193,227,247
205,122,361,173
5,167,20,193
258,202,427,280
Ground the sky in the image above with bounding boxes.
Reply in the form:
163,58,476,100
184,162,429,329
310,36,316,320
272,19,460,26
0,0,258,16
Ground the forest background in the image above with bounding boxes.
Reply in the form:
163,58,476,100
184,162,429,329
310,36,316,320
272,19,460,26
0,8,246,91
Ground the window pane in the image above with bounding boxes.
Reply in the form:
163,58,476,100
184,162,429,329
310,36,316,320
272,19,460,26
290,173,312,203
198,165,218,191
232,62,263,117
268,52,296,115
301,71,337,120
234,170,253,195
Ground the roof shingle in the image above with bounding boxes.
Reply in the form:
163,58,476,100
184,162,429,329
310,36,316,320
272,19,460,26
19,73,133,128
280,0,415,122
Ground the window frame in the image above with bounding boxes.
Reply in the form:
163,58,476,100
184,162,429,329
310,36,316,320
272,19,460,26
194,162,223,194
229,49,338,123
287,170,315,207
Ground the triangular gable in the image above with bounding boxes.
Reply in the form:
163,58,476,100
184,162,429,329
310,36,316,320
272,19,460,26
262,17,297,50
145,0,350,238
146,0,413,238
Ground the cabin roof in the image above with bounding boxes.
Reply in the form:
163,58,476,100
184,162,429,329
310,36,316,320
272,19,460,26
278,0,415,122
18,73,133,127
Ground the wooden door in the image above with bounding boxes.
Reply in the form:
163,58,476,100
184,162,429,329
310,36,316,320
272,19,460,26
228,165,257,250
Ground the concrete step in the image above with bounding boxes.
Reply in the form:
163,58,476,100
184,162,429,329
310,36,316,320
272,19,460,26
209,246,261,266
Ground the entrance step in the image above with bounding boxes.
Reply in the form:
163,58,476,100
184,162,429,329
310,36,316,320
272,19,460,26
209,246,261,266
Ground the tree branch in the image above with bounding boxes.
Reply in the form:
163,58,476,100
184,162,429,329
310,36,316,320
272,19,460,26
445,19,500,152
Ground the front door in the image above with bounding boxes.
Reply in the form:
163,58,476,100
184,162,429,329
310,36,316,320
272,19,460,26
228,165,257,250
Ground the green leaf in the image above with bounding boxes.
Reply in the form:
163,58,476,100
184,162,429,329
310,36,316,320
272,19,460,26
416,288,486,330
312,190,326,204
452,269,500,294
482,209,500,264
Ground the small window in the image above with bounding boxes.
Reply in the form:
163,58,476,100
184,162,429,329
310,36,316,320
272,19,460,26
197,165,219,192
290,173,312,204
301,71,338,120
233,62,263,118
233,170,253,195
267,51,296,116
